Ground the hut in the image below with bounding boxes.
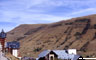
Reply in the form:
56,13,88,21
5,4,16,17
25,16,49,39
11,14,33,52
6,41,20,57
38,49,84,60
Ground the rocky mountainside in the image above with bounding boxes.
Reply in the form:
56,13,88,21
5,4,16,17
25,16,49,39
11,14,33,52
6,14,96,58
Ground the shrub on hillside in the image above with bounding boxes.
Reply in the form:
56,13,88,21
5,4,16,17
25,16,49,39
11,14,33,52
33,47,42,52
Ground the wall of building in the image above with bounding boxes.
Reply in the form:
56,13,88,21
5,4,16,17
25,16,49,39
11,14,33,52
0,38,5,51
68,49,77,55
12,49,18,57
0,43,2,51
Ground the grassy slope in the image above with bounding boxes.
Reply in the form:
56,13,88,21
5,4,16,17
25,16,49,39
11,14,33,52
6,14,96,58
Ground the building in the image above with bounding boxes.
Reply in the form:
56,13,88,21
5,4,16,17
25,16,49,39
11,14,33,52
0,43,2,51
0,29,21,59
0,29,6,52
38,50,58,60
21,57,35,60
68,49,77,55
6,41,20,57
38,49,84,60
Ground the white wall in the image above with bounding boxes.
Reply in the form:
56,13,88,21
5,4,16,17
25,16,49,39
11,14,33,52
49,54,54,60
0,43,2,51
68,49,77,55
12,49,18,57
5,42,7,48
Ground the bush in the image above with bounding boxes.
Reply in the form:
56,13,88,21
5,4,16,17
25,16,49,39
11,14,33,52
33,47,42,52
74,32,81,36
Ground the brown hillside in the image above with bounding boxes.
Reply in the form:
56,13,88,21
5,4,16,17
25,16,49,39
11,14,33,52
6,14,96,58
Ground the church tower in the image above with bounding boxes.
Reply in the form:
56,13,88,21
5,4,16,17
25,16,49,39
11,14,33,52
0,29,6,52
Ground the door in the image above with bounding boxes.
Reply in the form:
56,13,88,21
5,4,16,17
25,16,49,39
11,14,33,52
49,54,54,60
50,56,54,60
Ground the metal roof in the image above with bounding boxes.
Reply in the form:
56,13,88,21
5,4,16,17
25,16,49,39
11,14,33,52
6,41,20,49
38,50,51,58
38,50,80,60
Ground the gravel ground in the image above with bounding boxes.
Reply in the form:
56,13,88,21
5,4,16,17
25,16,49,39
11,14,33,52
0,51,8,60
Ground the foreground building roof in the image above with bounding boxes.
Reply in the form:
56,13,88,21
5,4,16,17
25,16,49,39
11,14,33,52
38,50,80,60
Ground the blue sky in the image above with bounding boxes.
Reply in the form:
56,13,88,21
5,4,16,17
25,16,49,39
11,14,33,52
0,0,96,32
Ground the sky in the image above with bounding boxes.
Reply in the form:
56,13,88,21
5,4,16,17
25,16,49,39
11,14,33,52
0,0,96,32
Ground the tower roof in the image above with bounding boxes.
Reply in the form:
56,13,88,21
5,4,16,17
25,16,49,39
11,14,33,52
0,29,6,38
1,29,4,33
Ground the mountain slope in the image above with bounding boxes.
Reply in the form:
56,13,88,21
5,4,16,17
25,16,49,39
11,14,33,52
6,14,96,58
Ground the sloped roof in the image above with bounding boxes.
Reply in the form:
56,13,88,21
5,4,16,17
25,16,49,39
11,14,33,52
38,50,51,58
53,50,69,59
0,29,6,38
73,55,80,60
38,50,80,60
6,41,20,49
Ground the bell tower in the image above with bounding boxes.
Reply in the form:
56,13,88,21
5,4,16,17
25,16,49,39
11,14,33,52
0,29,6,52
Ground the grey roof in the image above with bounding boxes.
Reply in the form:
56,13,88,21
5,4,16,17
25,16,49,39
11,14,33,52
38,50,51,58
73,55,80,60
38,50,80,60
53,50,69,59
53,50,80,60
